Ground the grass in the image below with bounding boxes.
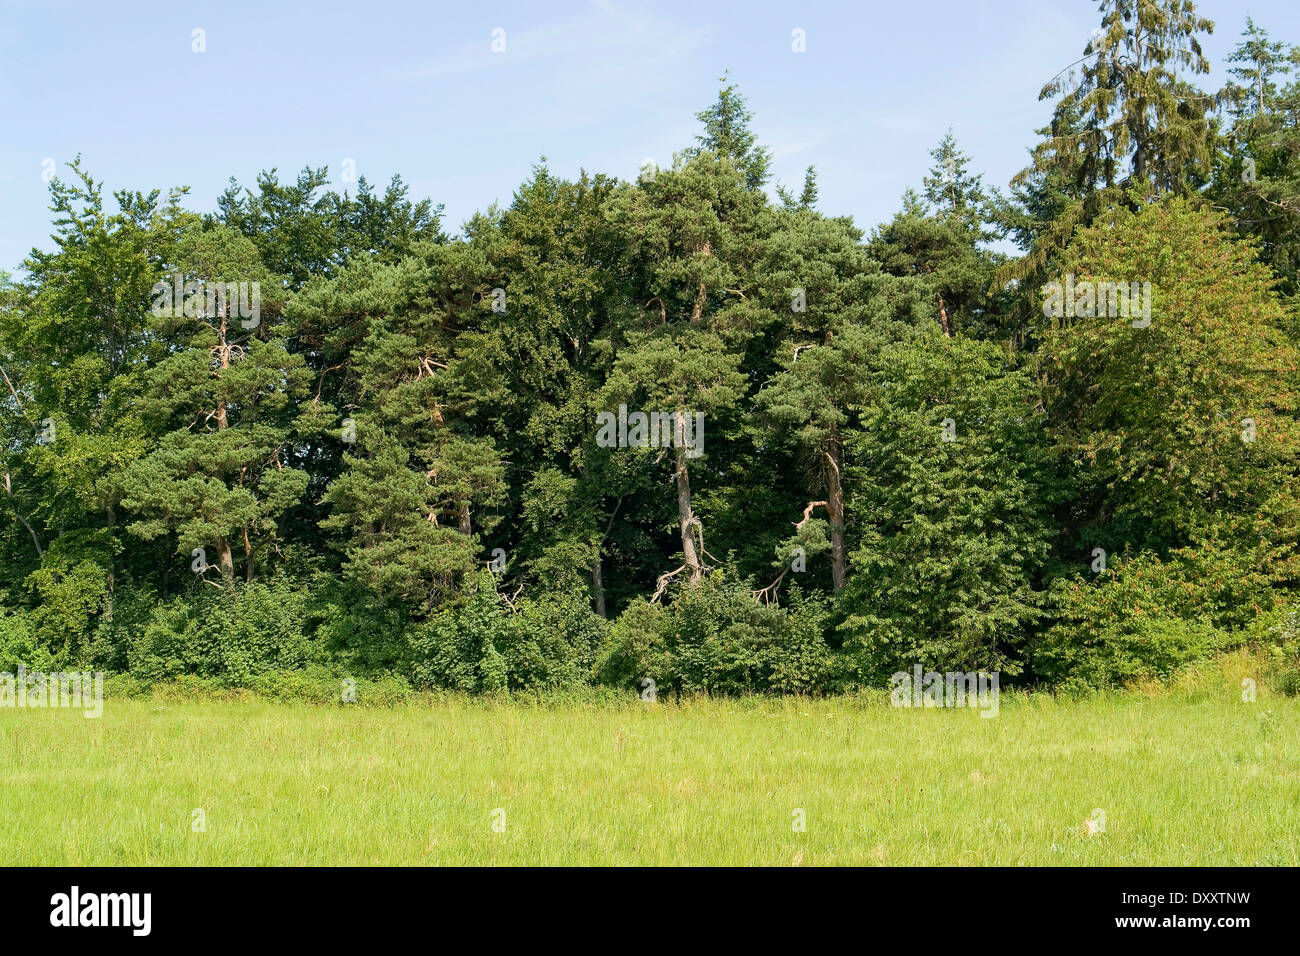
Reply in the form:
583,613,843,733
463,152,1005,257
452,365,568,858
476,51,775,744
2,662,1297,865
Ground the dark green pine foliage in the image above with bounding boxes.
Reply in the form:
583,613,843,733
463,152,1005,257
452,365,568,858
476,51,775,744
315,242,506,609
870,133,1010,341
1210,19,1300,298
116,225,309,590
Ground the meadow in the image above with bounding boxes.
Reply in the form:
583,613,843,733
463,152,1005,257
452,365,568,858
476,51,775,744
2,664,1296,866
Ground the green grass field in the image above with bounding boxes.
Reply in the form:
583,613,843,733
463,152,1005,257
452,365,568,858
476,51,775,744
3,668,1297,866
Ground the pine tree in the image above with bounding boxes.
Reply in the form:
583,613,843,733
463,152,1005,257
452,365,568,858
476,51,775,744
1000,0,1219,290
116,225,309,589
603,147,767,592
687,75,773,191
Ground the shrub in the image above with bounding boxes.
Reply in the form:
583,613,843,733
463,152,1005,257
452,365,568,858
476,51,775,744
127,578,312,685
408,571,608,692
306,577,411,674
600,571,832,694
1035,549,1240,687
407,573,510,692
1248,603,1300,696
0,606,54,673
499,575,609,690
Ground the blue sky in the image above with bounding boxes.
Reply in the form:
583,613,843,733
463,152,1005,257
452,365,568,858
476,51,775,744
2,0,1297,273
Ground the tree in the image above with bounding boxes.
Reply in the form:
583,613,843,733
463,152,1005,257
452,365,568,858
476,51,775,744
1039,198,1300,573
2,162,188,655
1000,0,1218,289
117,225,309,589
871,134,1009,340
1223,16,1290,117
836,331,1053,679
1211,20,1300,298
313,241,506,609
755,207,929,593
686,75,773,191
603,148,767,592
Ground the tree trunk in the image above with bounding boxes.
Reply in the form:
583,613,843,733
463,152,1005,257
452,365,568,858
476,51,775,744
106,504,116,592
591,560,606,618
826,433,847,592
5,467,43,558
457,501,472,535
215,535,236,588
674,410,703,585
216,307,230,430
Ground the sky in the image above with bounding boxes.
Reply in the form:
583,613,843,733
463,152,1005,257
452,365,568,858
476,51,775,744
1,0,1297,274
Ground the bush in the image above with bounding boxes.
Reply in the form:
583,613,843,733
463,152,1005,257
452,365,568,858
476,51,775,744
127,578,313,686
407,574,510,691
102,672,145,699
499,576,608,690
0,606,54,673
600,571,832,694
408,571,608,692
306,578,412,674
1035,549,1240,687
1248,603,1300,696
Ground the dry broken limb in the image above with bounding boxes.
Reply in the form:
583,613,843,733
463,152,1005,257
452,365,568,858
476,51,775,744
752,499,828,604
499,582,525,612
644,297,667,324
650,563,688,603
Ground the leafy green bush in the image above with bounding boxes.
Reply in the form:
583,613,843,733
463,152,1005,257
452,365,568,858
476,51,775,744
407,573,510,691
306,578,412,674
22,530,115,666
499,574,608,690
408,571,607,692
1248,603,1300,696
127,578,312,685
0,606,54,672
600,571,832,694
1036,550,1239,687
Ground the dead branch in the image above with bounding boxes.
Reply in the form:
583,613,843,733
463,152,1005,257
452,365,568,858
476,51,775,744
798,500,828,529
751,568,788,605
499,583,525,612
645,297,667,324
651,564,688,603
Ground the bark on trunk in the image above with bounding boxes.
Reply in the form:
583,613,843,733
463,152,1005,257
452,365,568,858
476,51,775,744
215,535,236,588
216,308,230,430
674,410,703,585
591,560,606,618
825,436,847,592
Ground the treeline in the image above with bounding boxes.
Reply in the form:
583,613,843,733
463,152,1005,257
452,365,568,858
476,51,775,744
2,2,1300,696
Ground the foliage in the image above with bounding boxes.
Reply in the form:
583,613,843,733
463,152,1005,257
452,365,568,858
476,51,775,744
600,571,832,695
5,31,1300,696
